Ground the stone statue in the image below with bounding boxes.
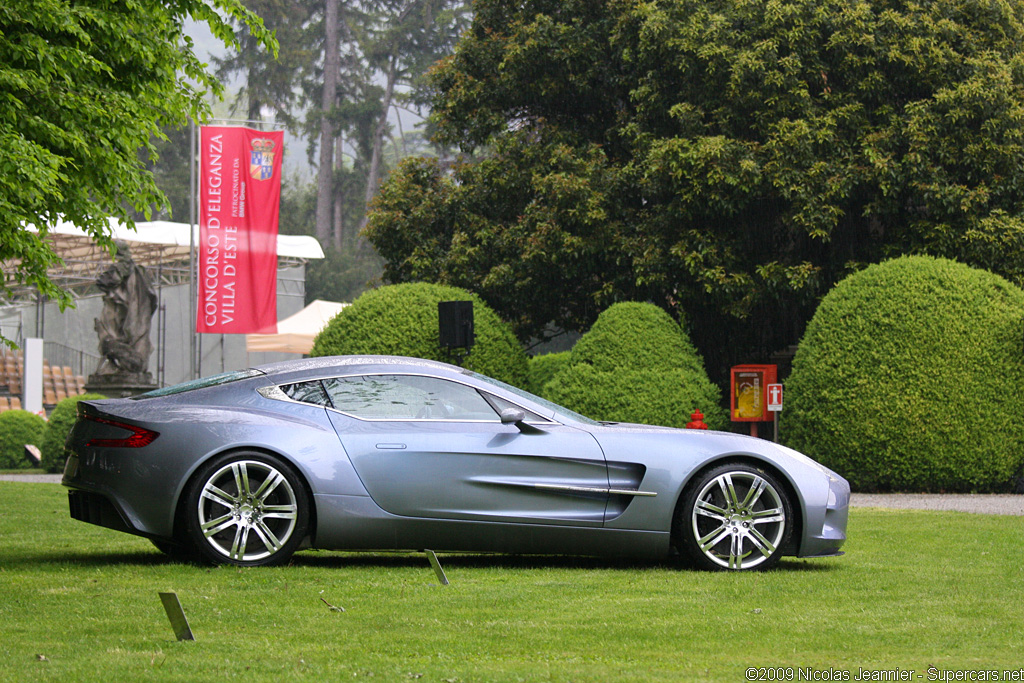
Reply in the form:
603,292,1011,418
92,241,158,379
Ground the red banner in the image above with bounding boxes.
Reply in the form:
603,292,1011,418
197,126,283,333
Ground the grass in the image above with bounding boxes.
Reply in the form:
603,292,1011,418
1,481,1022,682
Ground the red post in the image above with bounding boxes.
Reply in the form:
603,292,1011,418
686,409,709,430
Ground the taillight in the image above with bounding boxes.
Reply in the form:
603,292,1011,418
85,416,160,448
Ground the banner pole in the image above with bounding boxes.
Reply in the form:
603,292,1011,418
189,119,197,380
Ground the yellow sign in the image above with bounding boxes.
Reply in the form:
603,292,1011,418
734,371,763,419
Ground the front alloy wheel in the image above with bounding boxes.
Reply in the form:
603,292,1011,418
679,463,792,571
186,453,309,566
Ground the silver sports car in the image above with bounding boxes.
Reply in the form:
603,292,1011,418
62,355,848,571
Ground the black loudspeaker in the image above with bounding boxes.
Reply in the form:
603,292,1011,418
438,301,474,349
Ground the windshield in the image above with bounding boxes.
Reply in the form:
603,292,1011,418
133,368,265,399
466,371,600,426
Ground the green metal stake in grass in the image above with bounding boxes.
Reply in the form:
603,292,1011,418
158,591,195,641
424,549,449,586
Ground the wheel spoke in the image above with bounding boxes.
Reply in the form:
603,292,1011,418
695,498,729,521
698,525,730,552
740,477,766,510
729,533,743,569
751,507,785,524
201,513,236,537
201,484,237,509
232,462,251,498
253,470,285,502
253,520,283,552
229,524,250,560
748,527,776,556
717,474,742,510
261,503,297,519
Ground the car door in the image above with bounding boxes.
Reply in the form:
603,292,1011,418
321,373,610,527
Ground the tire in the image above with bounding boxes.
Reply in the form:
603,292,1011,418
676,462,793,571
184,451,310,567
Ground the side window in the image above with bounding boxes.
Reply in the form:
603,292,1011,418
281,381,330,406
322,375,501,421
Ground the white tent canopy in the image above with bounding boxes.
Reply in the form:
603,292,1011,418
40,218,325,260
8,218,325,302
246,299,348,354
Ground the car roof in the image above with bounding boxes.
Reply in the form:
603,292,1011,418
253,355,463,379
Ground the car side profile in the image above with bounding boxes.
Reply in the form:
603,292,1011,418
62,355,848,571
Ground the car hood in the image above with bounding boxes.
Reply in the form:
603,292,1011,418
587,421,844,481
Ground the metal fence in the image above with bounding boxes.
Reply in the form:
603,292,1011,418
43,342,101,378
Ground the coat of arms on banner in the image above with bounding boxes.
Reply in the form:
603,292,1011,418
250,138,277,181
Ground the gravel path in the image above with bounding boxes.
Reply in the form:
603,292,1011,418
3,474,1021,516
1,474,63,483
850,492,1024,516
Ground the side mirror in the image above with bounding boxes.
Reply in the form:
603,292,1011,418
499,408,525,425
499,407,543,434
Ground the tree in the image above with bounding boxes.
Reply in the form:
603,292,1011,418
314,0,343,246
135,124,191,222
310,0,471,251
208,0,470,303
0,0,275,338
365,0,1024,376
304,247,383,304
211,0,312,125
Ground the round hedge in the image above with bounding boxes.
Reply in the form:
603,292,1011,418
570,302,709,377
544,302,726,429
41,393,106,473
310,282,528,386
526,351,571,397
783,256,1024,492
0,409,47,469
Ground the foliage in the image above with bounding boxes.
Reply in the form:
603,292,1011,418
132,124,191,223
549,365,727,431
526,351,570,397
365,148,625,342
304,247,382,305
279,173,320,237
310,282,528,386
0,0,275,333
279,179,384,305
783,256,1024,492
0,410,47,469
212,0,312,124
214,0,473,248
366,0,1024,379
544,303,725,429
41,393,106,473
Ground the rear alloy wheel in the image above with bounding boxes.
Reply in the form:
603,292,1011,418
185,452,309,567
678,463,792,571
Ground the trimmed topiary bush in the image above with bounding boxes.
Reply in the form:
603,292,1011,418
569,302,710,377
41,393,106,473
527,351,571,397
545,302,726,429
310,282,528,386
0,409,47,469
783,256,1024,492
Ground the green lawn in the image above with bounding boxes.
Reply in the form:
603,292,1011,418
1,481,1021,682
